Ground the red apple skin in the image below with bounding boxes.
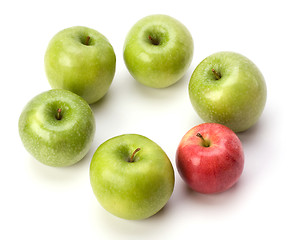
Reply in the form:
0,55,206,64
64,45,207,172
176,123,244,194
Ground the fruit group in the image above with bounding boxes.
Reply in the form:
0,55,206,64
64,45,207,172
90,134,175,220
123,14,194,88
19,89,95,167
176,123,244,194
189,51,267,132
44,26,116,104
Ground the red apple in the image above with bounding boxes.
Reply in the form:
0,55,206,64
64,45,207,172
176,123,244,194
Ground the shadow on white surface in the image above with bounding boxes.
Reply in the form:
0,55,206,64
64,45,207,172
129,69,192,100
174,176,244,208
237,117,265,145
25,147,93,187
89,197,172,238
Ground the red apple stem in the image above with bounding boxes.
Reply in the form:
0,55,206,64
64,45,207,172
196,133,210,147
129,148,141,163
212,68,221,80
85,36,91,45
56,108,62,120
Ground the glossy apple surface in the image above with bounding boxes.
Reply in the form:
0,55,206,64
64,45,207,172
123,14,194,88
44,26,116,104
90,134,175,220
189,51,267,132
176,123,244,194
19,89,95,167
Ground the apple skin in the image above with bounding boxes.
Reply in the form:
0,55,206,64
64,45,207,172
90,134,175,220
189,51,267,132
176,123,244,194
19,89,95,167
123,14,194,88
44,26,116,104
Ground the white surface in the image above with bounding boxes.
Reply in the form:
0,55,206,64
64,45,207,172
1,0,299,239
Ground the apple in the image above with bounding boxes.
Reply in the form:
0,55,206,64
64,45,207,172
44,26,116,104
123,14,194,88
176,123,244,194
19,89,95,167
90,134,175,220
189,51,267,132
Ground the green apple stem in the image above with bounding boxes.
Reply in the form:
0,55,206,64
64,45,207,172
129,148,141,163
148,35,159,45
56,108,62,120
196,133,210,147
85,36,91,45
212,69,221,80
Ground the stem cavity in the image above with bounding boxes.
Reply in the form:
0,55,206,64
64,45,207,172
85,36,91,45
148,35,160,45
129,148,141,163
212,68,221,80
56,108,62,120
196,133,210,147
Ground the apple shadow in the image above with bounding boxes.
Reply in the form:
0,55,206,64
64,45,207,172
230,104,279,197
92,201,172,239
236,120,264,146
236,101,276,145
177,177,244,207
89,90,112,114
129,68,192,100
25,145,94,186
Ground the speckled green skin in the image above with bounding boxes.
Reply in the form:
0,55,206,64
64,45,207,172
44,26,116,104
123,14,194,88
90,134,175,220
189,52,267,132
19,89,95,167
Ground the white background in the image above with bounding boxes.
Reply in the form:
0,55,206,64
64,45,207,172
1,0,299,239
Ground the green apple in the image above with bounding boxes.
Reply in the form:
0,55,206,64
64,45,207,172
19,89,95,167
90,134,175,220
189,51,267,132
123,14,193,88
44,26,116,104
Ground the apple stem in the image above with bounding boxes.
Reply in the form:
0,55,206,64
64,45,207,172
212,69,221,80
56,108,62,120
148,35,159,45
85,36,91,45
196,133,210,147
129,148,141,163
